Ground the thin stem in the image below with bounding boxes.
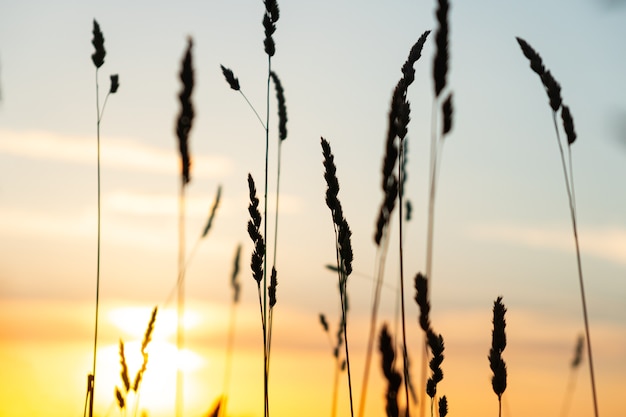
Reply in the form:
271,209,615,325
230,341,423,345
331,355,341,417
163,235,202,308
330,221,354,417
420,96,439,417
273,140,283,268
263,54,272,417
221,300,238,417
568,145,577,218
239,90,267,130
340,272,355,417
88,67,102,417
560,367,579,417
398,138,410,417
358,230,390,417
551,113,599,417
425,97,438,284
176,182,186,417
498,396,502,417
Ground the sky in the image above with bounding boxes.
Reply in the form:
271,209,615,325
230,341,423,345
1,1,626,417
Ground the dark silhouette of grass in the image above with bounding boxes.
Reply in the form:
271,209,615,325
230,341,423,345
318,312,347,417
516,36,599,417
489,297,507,417
72,4,610,417
86,18,119,417
364,30,430,417
174,36,195,417
560,334,585,417
322,137,355,417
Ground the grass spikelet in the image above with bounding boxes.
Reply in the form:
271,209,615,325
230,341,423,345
433,0,450,97
268,266,278,308
176,37,194,185
441,93,453,135
489,296,507,417
91,20,105,69
115,386,125,410
321,137,355,417
402,30,432,86
269,71,287,141
438,396,448,417
220,65,240,91
319,313,329,333
379,324,402,417
561,105,577,145
109,74,119,94
426,330,444,401
231,244,242,303
515,38,562,112
202,185,222,238
119,340,130,393
133,306,158,392
263,0,280,56
414,272,431,332
515,37,545,76
247,174,265,287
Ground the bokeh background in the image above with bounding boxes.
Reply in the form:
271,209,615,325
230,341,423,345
1,1,625,416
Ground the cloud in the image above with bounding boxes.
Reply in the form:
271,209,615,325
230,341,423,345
0,129,233,179
469,222,626,266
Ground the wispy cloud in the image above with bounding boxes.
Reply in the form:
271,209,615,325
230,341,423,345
0,129,233,179
469,222,626,266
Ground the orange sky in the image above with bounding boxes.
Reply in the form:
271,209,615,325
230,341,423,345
1,298,625,417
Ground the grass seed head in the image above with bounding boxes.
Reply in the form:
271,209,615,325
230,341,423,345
270,71,288,141
109,74,119,94
91,19,106,68
433,0,450,97
442,92,453,135
220,65,240,91
175,37,195,185
561,104,577,145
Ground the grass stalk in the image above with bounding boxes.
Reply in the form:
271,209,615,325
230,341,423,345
87,20,119,417
174,37,194,417
397,138,410,416
322,137,355,417
516,37,599,417
176,182,186,417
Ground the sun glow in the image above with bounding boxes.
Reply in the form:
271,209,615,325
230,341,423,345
98,306,206,415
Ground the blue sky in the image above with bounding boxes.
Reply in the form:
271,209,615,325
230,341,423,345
1,1,625,416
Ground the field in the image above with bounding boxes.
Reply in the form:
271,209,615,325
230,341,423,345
1,1,626,417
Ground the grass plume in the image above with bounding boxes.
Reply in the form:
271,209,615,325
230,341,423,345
489,297,507,417
380,324,402,417
516,36,598,417
114,307,157,417
321,137,355,417
363,31,429,417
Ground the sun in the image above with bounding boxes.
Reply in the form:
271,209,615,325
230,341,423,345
96,305,205,415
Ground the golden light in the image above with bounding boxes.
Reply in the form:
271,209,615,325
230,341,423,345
98,306,206,415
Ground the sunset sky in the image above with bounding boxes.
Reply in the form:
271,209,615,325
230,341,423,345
1,1,625,417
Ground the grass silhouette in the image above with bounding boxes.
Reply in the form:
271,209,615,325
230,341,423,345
73,3,612,417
